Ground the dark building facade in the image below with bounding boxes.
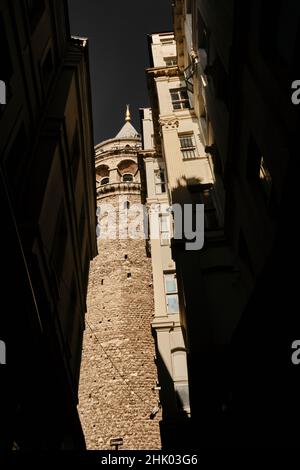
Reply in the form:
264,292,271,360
0,0,97,449
164,0,300,448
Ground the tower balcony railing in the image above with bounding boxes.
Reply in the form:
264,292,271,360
96,181,142,197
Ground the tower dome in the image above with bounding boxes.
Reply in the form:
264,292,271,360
115,105,140,139
94,105,141,158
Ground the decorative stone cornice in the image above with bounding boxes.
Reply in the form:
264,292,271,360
159,118,179,130
96,182,141,198
146,66,179,79
139,150,156,159
95,147,140,163
151,317,181,330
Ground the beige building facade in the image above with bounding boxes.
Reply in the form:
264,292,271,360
79,111,161,450
149,15,252,446
146,32,214,201
140,107,190,447
143,31,223,447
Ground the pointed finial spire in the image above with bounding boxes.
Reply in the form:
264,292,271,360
125,104,131,122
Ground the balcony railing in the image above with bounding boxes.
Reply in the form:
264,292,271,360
97,181,141,197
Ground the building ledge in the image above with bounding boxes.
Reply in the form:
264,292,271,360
152,315,181,330
96,182,141,197
95,146,141,162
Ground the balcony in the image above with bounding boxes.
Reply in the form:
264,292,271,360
96,181,141,197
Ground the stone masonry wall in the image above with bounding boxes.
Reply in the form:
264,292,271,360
78,192,162,450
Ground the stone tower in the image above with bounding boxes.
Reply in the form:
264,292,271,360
78,107,161,450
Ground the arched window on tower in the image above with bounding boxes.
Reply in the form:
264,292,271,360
122,173,134,183
100,177,109,185
96,165,110,186
117,159,138,182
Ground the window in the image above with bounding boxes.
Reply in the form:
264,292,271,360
170,88,190,110
101,177,109,185
174,383,190,413
160,213,170,246
117,159,138,176
172,348,190,414
200,186,219,230
179,134,197,160
154,169,166,194
124,201,130,210
26,0,46,32
164,57,177,67
189,184,219,230
122,173,134,182
96,165,109,184
160,37,174,45
164,273,179,314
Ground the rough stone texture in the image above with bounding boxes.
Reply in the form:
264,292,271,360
78,191,162,450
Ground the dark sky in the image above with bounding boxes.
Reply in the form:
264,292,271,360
67,0,172,144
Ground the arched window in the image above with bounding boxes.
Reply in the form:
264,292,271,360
117,160,138,181
100,177,109,185
96,165,110,185
124,201,130,210
122,173,134,183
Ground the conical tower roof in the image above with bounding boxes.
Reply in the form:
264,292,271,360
115,105,140,139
